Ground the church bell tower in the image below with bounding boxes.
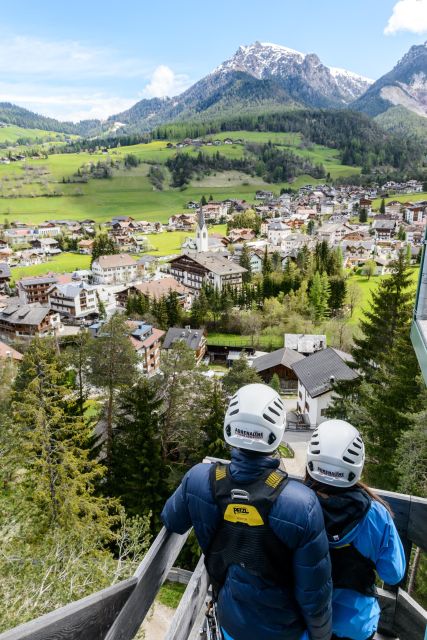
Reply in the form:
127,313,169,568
196,204,209,252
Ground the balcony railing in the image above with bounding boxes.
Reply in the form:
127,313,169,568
0,460,426,640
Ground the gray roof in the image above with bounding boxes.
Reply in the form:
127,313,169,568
163,327,205,350
19,275,57,287
0,302,51,326
372,219,396,230
292,347,357,398
178,253,247,276
252,347,305,373
0,263,11,278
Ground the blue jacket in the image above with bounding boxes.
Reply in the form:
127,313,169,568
161,450,332,640
308,485,406,640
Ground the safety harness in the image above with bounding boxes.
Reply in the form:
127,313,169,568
205,462,293,594
330,543,377,596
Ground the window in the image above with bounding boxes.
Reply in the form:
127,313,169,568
298,390,302,400
305,401,310,412
320,409,327,417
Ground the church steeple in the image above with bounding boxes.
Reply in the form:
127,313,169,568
196,202,209,252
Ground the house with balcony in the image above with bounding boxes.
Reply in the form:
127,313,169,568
48,282,98,321
0,302,61,340
127,321,165,376
169,253,246,292
17,275,58,304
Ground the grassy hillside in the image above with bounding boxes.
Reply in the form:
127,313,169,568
373,193,427,209
0,125,69,144
0,134,359,225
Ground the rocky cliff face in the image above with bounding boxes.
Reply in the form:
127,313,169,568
352,42,427,118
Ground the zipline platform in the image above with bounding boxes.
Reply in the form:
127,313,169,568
0,459,426,640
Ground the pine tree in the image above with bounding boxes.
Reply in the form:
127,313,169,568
269,373,281,393
349,333,422,490
379,198,386,214
91,233,118,266
353,250,414,376
262,246,272,276
359,207,368,223
191,288,209,327
201,380,229,460
239,244,252,283
165,290,182,327
11,338,114,537
111,377,169,531
222,355,262,396
309,271,330,322
88,313,138,464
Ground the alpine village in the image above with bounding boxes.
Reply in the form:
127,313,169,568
0,21,426,640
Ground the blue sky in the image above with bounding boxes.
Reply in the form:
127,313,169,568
1,0,426,121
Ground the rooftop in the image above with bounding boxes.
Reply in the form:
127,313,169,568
292,347,357,397
252,347,305,373
94,254,137,269
163,327,205,350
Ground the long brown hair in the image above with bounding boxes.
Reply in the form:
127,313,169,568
304,472,393,515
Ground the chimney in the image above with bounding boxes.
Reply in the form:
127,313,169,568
329,375,335,385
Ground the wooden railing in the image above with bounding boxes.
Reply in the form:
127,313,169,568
0,465,426,640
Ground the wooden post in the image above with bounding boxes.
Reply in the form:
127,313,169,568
104,527,189,640
165,556,210,640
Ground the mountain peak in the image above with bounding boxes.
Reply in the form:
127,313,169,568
212,41,372,105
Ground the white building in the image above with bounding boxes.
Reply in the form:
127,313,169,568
267,221,292,246
48,282,98,319
91,254,139,284
195,207,209,253
292,348,357,428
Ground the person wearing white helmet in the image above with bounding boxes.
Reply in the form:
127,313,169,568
305,420,406,640
162,383,332,640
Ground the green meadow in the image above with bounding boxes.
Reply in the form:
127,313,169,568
0,133,360,225
0,125,72,144
10,253,91,282
373,192,427,210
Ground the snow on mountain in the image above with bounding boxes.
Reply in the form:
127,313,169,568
213,42,372,104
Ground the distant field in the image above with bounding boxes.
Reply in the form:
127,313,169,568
373,193,427,210
10,253,91,282
347,267,419,325
0,125,72,144
0,131,360,225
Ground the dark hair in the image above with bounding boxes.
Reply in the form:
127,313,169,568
304,472,393,515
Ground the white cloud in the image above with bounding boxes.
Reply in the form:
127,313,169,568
0,34,149,78
142,65,191,98
385,0,427,35
0,82,136,121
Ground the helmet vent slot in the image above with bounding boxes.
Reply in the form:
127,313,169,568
229,409,239,416
274,399,283,409
352,442,362,450
268,406,280,417
311,440,319,445
343,456,355,464
311,449,320,454
229,400,238,408
262,413,275,424
347,448,358,456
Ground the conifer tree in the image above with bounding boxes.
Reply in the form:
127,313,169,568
222,355,262,396
269,373,281,393
379,198,386,214
352,250,414,377
88,313,138,464
239,243,252,283
111,377,168,531
165,290,182,327
191,288,209,327
201,380,229,460
309,271,330,322
262,246,272,276
11,338,114,537
90,233,118,266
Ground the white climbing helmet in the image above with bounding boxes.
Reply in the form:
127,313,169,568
224,383,285,454
306,420,365,488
